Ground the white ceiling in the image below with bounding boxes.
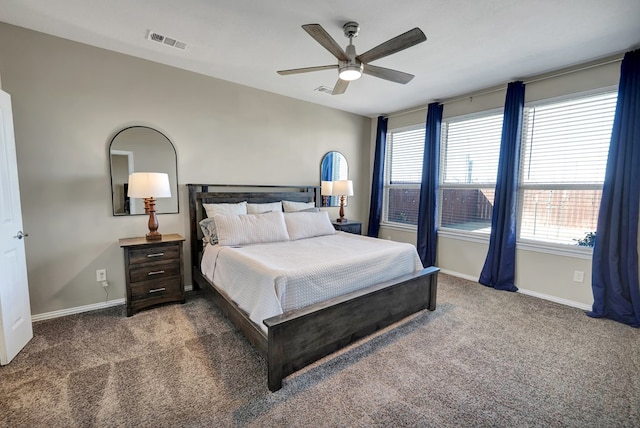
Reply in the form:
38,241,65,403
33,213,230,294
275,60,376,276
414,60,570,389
1,0,639,117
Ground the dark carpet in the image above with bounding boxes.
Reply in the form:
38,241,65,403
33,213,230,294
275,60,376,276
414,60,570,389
1,274,639,427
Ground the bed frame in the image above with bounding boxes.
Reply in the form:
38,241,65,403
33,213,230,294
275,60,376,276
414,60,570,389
188,184,439,391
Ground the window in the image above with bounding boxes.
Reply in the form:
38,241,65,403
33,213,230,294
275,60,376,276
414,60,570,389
518,92,617,246
382,126,425,226
439,112,504,233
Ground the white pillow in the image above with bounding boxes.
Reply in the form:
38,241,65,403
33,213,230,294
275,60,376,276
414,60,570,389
284,211,336,241
203,201,247,218
247,201,282,214
202,202,247,244
282,200,315,212
214,211,290,246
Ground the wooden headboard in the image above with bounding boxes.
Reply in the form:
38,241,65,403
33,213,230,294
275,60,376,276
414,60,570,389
187,184,320,268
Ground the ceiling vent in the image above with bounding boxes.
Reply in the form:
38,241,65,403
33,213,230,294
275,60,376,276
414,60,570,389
314,86,334,95
147,30,188,50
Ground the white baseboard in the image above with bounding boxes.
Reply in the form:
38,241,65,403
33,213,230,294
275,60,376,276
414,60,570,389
439,269,479,282
439,269,592,311
31,284,195,322
516,288,592,311
31,298,126,322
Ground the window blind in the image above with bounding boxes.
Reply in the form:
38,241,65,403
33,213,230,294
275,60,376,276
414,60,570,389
439,113,503,233
383,127,425,226
388,128,425,183
519,92,617,245
442,113,503,184
521,93,617,185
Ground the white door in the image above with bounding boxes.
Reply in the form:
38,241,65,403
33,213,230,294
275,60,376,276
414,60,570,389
0,89,33,365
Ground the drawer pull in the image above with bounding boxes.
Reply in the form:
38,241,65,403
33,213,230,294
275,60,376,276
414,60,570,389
147,252,165,258
148,270,165,276
149,287,166,293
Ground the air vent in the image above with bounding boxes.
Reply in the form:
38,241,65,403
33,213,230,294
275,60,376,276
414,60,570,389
314,86,334,95
147,30,188,51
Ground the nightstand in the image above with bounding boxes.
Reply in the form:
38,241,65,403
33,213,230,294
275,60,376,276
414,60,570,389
119,233,185,316
332,220,362,235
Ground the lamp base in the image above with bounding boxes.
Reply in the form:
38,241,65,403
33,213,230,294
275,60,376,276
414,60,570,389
145,198,162,241
146,231,162,241
335,218,348,223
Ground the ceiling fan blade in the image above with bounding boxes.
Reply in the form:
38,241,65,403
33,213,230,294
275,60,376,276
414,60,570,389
302,24,349,61
332,79,349,95
357,27,426,64
277,65,337,75
363,64,415,84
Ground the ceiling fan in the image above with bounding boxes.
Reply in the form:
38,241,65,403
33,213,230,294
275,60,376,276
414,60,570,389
277,22,427,95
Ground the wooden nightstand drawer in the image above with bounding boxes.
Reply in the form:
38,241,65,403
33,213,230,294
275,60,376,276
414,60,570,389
129,287,184,315
332,220,362,235
130,277,182,302
119,234,185,316
128,245,180,265
129,259,181,283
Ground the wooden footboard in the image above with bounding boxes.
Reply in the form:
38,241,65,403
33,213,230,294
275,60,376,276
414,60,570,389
263,266,439,391
192,267,268,355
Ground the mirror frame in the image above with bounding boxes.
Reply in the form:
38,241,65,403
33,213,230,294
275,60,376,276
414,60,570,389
320,151,348,207
109,126,179,216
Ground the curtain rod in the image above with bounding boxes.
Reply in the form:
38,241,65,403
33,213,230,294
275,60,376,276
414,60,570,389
385,53,624,119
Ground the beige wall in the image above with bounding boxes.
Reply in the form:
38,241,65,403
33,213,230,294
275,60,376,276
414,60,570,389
377,60,624,309
0,23,371,316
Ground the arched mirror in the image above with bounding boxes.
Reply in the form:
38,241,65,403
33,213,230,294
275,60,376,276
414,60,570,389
320,151,348,207
109,126,179,216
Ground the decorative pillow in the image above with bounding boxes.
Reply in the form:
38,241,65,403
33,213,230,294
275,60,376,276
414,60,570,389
247,201,282,214
282,200,315,212
299,207,320,212
214,211,290,246
284,211,336,241
202,202,247,244
199,218,217,245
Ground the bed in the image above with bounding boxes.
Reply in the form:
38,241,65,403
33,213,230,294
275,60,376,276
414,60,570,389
188,184,439,391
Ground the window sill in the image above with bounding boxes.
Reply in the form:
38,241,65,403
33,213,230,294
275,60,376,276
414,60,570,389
438,228,491,244
379,222,417,233
380,224,594,260
516,239,593,260
439,232,593,259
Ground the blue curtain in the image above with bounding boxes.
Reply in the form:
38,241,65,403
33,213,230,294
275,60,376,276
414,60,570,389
417,103,443,267
479,81,525,291
588,49,640,327
367,116,388,237
321,152,334,181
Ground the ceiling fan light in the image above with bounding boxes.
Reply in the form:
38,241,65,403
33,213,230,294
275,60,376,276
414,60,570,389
339,64,363,81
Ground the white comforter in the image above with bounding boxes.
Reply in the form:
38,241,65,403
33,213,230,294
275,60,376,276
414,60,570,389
201,232,424,332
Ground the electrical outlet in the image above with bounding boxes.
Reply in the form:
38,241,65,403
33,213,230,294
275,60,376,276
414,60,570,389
96,269,107,282
573,270,584,283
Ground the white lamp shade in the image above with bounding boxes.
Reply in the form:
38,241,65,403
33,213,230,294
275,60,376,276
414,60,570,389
321,181,333,195
331,180,354,196
127,172,172,198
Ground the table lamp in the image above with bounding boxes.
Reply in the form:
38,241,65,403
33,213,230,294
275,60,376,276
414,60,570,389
321,180,333,206
127,172,172,240
331,179,354,223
